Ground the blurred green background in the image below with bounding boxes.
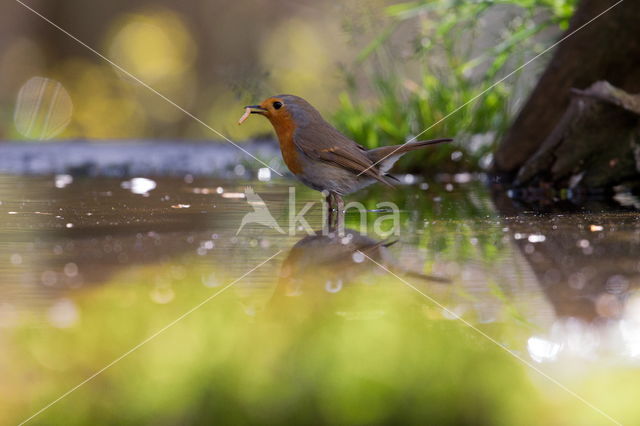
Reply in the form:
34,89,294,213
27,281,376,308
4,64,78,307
1,0,577,173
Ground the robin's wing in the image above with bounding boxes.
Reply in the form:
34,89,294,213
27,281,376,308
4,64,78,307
293,122,393,187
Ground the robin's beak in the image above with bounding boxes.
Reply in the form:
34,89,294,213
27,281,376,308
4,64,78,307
245,105,268,115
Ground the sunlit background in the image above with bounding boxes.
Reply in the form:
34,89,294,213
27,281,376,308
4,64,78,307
1,0,577,171
1,1,360,140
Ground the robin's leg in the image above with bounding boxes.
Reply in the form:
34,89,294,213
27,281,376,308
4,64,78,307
336,194,344,213
326,192,336,230
335,194,345,234
325,192,334,212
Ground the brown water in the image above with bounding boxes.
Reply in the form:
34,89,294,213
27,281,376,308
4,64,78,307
1,174,640,425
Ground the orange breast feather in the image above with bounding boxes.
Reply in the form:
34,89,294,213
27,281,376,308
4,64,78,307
271,112,303,175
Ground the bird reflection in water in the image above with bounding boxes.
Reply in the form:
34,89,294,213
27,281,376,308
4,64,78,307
269,228,449,316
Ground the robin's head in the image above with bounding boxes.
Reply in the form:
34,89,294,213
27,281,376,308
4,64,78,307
244,95,323,129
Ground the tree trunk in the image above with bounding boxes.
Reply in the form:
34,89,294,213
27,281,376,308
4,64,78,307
493,0,640,182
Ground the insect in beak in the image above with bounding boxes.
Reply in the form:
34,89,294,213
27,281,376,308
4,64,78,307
238,105,268,124
245,105,268,115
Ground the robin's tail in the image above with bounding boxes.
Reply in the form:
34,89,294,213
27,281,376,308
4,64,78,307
366,138,452,172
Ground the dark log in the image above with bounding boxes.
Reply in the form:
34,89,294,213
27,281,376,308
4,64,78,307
494,0,640,177
514,81,640,189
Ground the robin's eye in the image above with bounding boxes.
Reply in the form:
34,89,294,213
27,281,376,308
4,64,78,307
273,101,283,110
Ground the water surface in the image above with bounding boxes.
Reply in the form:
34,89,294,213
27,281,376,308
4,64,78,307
1,174,639,425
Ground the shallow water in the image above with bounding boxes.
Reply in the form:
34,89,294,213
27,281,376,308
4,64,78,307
1,174,640,425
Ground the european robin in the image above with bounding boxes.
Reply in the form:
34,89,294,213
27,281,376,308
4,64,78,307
238,94,452,217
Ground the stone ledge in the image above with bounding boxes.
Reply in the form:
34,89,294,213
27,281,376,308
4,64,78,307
0,139,283,177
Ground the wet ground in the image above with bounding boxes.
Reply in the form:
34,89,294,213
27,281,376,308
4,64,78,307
1,173,640,425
